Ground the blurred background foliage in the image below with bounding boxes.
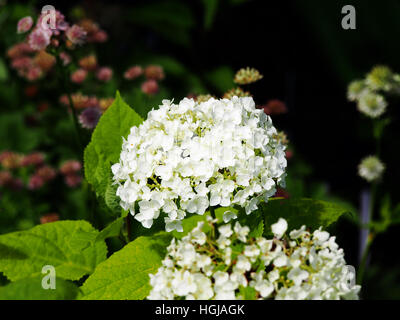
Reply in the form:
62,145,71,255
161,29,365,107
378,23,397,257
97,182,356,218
0,0,399,298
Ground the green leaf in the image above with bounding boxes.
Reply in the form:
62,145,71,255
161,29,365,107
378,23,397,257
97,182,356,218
238,285,257,300
104,177,121,214
84,91,143,198
80,233,172,300
261,198,349,236
0,221,107,282
239,210,264,238
205,66,234,94
214,206,264,238
168,213,210,240
0,277,79,300
0,58,8,82
128,1,194,47
96,217,125,242
202,0,219,30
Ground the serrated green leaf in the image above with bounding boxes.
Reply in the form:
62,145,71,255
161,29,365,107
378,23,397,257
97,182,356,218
84,91,143,199
104,177,121,214
0,277,79,300
96,217,125,242
214,206,264,238
262,198,349,236
0,221,107,282
80,233,172,300
239,210,264,238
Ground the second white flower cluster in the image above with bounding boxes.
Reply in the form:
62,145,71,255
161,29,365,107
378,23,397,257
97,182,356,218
147,217,361,300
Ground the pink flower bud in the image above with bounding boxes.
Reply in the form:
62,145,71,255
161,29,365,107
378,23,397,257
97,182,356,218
285,150,293,160
36,165,56,182
0,171,13,187
40,213,59,224
65,174,82,187
141,79,159,95
21,152,45,167
71,69,87,84
79,107,102,129
59,52,71,66
124,65,143,80
26,66,43,81
65,24,87,45
60,160,82,175
259,99,287,115
28,174,44,190
96,67,113,82
144,65,165,80
92,30,108,43
274,187,290,199
79,55,97,71
17,16,33,34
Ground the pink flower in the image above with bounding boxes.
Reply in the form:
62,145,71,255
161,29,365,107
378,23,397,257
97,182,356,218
79,107,102,129
124,66,143,80
40,213,59,224
11,56,33,70
71,69,87,84
21,152,45,167
144,65,165,80
79,55,97,71
0,151,22,169
60,160,82,175
28,28,51,51
91,30,108,43
285,150,293,160
259,99,287,115
65,24,86,45
28,174,44,190
36,165,57,182
141,79,159,95
59,52,71,65
96,67,113,82
26,66,43,81
17,16,33,34
0,171,13,187
65,174,82,187
274,187,290,199
7,42,34,59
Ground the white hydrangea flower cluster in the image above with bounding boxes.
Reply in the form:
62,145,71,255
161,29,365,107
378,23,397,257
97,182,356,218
147,217,361,300
111,96,287,231
347,65,400,118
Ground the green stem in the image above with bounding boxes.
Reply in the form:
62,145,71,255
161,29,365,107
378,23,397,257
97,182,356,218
210,206,216,220
126,214,132,242
209,206,219,238
357,181,377,285
357,233,374,285
54,50,83,154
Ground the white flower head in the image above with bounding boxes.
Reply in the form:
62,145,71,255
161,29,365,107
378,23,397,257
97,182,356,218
358,155,385,182
357,90,387,118
112,96,287,231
